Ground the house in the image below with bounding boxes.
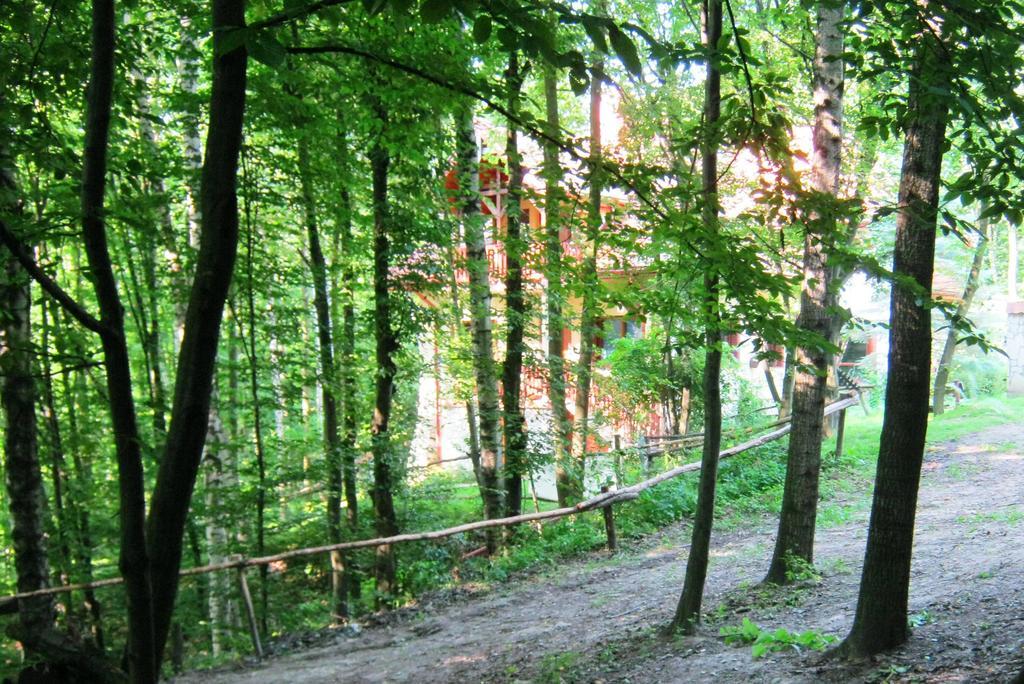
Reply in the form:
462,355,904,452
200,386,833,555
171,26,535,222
408,160,657,492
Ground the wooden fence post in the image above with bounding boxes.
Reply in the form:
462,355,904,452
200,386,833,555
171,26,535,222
613,434,623,487
835,407,847,462
600,485,617,552
237,566,264,660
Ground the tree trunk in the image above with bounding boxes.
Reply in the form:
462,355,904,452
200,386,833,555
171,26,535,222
445,242,484,495
147,0,247,668
240,162,270,632
932,233,987,413
369,108,400,602
502,50,527,518
543,62,575,507
671,0,722,635
203,382,237,656
296,125,348,621
1,153,55,658
78,1,157,678
457,104,504,551
569,43,604,501
840,21,951,657
765,0,844,585
132,71,171,446
334,127,359,609
39,297,79,628
56,314,105,649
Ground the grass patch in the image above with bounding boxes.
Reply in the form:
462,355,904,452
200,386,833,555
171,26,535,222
956,507,1024,527
400,395,1024,603
720,617,837,658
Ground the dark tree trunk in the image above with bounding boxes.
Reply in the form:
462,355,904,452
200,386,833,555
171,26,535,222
840,23,951,657
502,50,527,518
932,233,987,414
671,0,722,635
369,111,400,602
77,1,157,678
335,128,359,607
241,169,270,633
543,62,574,508
765,0,844,585
147,0,247,668
295,120,347,621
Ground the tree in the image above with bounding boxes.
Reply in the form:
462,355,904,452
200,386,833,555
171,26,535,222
765,0,845,585
369,100,401,601
542,60,575,507
1,146,55,667
502,49,528,518
932,232,987,413
568,23,605,503
458,103,504,550
839,11,952,657
671,0,723,635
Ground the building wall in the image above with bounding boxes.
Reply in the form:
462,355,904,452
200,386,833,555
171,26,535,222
1008,302,1024,396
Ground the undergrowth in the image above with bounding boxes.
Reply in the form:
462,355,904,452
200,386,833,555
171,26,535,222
178,394,1024,673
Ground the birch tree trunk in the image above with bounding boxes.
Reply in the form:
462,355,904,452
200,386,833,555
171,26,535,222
1,148,54,659
457,104,504,551
765,0,844,585
932,233,987,413
1009,221,1019,300
569,41,604,501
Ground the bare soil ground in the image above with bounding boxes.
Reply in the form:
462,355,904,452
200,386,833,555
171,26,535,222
174,423,1024,684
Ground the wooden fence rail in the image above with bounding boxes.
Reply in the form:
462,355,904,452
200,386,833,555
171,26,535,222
2,395,859,605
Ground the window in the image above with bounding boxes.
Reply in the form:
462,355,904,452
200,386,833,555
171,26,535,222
602,317,642,354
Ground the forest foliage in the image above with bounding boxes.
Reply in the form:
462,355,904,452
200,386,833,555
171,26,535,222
1,0,1023,681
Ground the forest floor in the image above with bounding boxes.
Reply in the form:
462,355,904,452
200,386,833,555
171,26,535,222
174,421,1024,683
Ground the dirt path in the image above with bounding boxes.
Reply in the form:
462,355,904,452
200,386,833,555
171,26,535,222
175,424,1024,683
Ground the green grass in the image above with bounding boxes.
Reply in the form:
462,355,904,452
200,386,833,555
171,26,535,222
956,507,1024,527
404,394,1024,599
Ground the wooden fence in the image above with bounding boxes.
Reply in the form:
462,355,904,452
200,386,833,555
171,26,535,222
0,394,860,658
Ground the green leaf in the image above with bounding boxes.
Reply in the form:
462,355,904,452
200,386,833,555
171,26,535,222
569,64,589,95
472,15,492,43
420,0,452,23
608,25,642,75
248,32,287,68
216,26,248,57
580,16,609,54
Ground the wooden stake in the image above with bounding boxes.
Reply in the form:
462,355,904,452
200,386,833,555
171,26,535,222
600,485,617,552
613,434,623,487
835,407,847,462
237,567,264,660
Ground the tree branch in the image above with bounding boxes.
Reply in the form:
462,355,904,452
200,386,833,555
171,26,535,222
0,220,107,335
